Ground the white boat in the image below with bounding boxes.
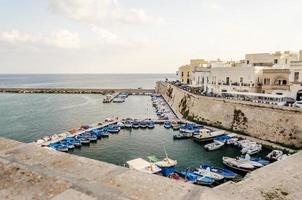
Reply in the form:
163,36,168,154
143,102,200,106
277,154,289,161
241,144,262,155
239,154,263,168
193,168,224,181
266,150,283,161
204,141,224,151
222,156,255,172
193,130,225,142
126,158,161,174
226,138,238,145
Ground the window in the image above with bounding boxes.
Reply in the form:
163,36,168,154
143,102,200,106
294,72,299,82
181,72,184,77
247,60,250,64
264,78,270,85
202,77,204,84
187,72,190,77
226,77,230,85
240,77,243,83
274,59,278,64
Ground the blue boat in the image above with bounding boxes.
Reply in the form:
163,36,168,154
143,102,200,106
49,143,69,152
147,121,155,129
91,129,104,139
124,120,133,128
107,125,120,133
240,155,270,166
214,134,231,143
75,135,90,145
60,140,75,149
132,121,140,129
200,164,237,179
139,120,147,128
65,137,81,147
164,120,172,128
177,171,215,186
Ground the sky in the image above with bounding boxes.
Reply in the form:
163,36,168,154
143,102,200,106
0,0,302,74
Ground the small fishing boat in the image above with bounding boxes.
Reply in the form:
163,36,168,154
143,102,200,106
139,120,147,128
147,121,155,129
172,125,180,131
132,121,140,129
126,158,161,174
171,121,178,129
179,124,195,133
226,138,239,145
103,95,112,103
124,120,133,128
204,141,224,151
75,136,90,145
238,154,263,168
214,135,231,143
49,143,69,152
117,122,125,129
193,168,224,181
60,140,75,149
266,150,283,161
149,147,177,177
240,155,270,166
107,125,120,133
222,156,255,172
66,137,81,147
173,132,192,140
200,164,237,179
241,144,262,155
176,171,215,186
164,120,172,128
193,130,225,143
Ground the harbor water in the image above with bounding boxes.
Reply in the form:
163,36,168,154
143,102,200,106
0,92,270,170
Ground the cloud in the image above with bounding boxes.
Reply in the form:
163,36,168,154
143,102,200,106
48,0,164,25
0,29,80,49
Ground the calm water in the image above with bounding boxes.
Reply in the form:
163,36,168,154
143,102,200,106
0,93,269,170
0,74,176,89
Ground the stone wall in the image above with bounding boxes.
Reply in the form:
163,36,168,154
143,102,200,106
156,82,302,148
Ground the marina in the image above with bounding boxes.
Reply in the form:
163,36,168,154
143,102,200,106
32,93,292,187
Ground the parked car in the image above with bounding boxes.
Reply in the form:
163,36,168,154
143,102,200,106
293,101,302,108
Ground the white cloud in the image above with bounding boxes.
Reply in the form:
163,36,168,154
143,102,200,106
0,29,80,49
48,0,164,25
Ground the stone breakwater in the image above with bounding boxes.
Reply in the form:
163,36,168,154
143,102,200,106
156,82,302,148
0,87,155,95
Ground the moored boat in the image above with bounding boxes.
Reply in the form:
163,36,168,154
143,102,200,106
173,132,192,140
147,120,155,129
139,120,148,128
176,171,215,186
164,120,172,128
124,120,133,128
107,125,120,133
200,164,237,179
266,150,283,161
222,156,255,172
132,121,139,129
193,130,225,143
126,158,162,174
204,141,224,151
193,168,224,181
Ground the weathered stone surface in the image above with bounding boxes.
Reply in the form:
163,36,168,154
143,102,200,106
156,82,302,148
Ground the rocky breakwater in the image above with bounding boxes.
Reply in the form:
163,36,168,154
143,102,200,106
156,82,302,148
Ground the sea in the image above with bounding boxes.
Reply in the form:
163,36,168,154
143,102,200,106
0,74,269,170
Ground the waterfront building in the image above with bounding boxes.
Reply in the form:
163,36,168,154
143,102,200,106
179,50,302,99
178,59,207,84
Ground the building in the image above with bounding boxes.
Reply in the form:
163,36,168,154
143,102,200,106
289,61,302,100
178,59,207,84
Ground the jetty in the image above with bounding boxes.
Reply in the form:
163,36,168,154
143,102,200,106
0,87,155,95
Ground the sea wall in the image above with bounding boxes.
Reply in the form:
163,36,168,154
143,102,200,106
156,82,302,148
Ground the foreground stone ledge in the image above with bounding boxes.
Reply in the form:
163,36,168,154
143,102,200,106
1,137,302,200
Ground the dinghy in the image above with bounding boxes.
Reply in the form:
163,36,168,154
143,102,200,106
176,171,215,186
266,150,283,161
193,168,224,181
126,158,161,174
222,156,255,172
204,141,224,151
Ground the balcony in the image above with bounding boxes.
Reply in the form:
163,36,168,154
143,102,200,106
261,84,290,91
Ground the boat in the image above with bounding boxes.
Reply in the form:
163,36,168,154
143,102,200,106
113,97,125,103
226,138,239,145
75,135,90,145
149,147,177,177
193,130,225,143
173,132,192,140
241,144,262,155
200,164,237,179
65,137,81,147
214,135,231,143
107,125,120,133
204,141,224,151
172,125,180,131
60,140,75,149
124,120,133,128
147,121,155,129
103,95,113,103
132,121,140,129
277,154,289,161
266,150,283,161
193,168,224,181
179,124,195,133
239,155,270,166
176,171,215,186
126,158,161,174
222,156,255,172
164,120,172,128
139,120,147,128
117,122,125,129
48,143,69,152
171,121,178,129
238,154,263,168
